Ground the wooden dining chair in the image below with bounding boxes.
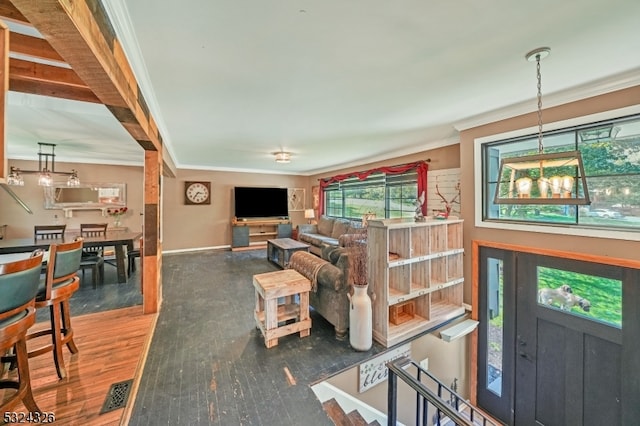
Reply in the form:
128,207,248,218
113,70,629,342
128,236,142,274
26,239,82,379
78,223,107,288
0,252,45,414
33,224,66,273
34,224,66,240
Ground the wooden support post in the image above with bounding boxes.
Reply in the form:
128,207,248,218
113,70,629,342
143,150,161,314
8,1,174,313
0,21,7,182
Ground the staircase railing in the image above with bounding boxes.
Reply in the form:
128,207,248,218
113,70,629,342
387,356,499,426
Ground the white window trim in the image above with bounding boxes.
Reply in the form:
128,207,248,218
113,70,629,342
474,104,640,242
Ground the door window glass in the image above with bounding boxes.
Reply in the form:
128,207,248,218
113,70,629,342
486,257,504,397
537,266,622,328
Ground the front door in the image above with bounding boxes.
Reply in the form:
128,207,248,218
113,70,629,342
477,247,640,425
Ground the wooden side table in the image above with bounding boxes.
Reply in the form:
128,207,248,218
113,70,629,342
253,269,311,348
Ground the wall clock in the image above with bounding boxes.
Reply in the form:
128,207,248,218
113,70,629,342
184,181,211,205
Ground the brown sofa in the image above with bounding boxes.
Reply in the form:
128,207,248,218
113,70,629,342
297,215,362,258
288,248,357,339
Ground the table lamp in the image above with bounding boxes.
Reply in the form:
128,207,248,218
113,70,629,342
304,209,315,224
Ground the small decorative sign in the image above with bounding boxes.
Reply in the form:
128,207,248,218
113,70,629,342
358,343,411,393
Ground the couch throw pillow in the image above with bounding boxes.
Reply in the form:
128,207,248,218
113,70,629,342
331,219,351,239
317,216,335,236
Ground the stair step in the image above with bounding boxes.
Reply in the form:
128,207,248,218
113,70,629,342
346,409,368,426
322,397,382,426
323,398,351,426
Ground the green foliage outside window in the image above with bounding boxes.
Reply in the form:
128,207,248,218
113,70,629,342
324,174,417,221
537,267,622,328
484,115,640,231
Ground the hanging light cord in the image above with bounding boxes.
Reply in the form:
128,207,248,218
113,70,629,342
536,53,544,154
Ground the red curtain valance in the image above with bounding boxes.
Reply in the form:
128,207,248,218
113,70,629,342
318,160,429,216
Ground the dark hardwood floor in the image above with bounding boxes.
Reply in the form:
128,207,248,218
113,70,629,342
129,249,384,426
65,263,144,317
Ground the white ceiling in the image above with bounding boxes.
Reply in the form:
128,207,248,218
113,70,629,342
6,0,640,175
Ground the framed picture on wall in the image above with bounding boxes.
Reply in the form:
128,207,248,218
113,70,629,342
312,185,319,217
288,188,305,211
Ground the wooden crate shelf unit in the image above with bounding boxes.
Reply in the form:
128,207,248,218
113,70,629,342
367,218,465,348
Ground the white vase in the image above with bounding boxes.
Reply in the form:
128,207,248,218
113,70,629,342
348,284,372,351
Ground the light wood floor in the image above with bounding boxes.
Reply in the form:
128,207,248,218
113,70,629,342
2,306,156,426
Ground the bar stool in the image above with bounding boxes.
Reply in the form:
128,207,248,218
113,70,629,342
0,252,45,414
26,240,82,379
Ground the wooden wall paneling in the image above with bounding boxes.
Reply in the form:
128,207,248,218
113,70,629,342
427,168,461,216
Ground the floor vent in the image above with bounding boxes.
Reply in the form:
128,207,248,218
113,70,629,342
101,379,134,414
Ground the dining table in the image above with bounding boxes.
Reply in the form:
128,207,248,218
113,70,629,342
0,230,142,284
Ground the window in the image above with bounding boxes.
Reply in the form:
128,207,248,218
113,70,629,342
537,266,622,328
482,115,640,232
323,171,418,220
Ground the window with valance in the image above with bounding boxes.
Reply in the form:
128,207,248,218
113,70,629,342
319,160,429,221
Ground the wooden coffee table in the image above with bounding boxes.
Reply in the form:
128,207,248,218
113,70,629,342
267,238,310,269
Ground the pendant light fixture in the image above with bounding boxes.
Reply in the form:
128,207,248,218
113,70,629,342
493,47,590,205
7,143,81,187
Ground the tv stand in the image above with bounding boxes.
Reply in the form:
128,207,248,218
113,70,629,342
231,218,292,251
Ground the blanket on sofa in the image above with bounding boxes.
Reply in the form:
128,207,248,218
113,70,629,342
288,251,327,292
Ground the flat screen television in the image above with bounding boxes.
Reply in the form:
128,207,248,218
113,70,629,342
234,187,289,219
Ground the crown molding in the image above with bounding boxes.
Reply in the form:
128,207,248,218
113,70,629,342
100,0,178,165
454,68,640,131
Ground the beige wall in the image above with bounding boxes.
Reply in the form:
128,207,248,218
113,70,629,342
326,331,468,425
161,170,310,251
1,143,460,250
0,159,144,238
308,144,460,183
161,144,460,252
459,85,640,301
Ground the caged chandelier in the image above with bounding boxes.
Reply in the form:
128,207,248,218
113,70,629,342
493,47,590,205
7,143,80,187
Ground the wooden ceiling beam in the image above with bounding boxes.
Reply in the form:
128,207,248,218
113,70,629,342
9,78,99,103
10,57,84,87
10,0,164,156
0,0,28,25
9,57,99,103
9,32,65,63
